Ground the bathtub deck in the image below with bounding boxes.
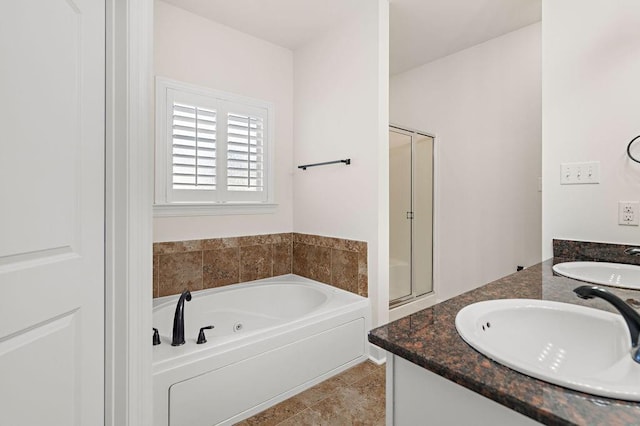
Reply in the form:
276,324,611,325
235,361,385,425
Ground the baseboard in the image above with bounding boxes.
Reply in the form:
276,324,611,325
367,342,386,365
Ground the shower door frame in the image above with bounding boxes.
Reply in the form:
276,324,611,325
389,124,435,309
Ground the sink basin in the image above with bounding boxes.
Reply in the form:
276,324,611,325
455,299,640,401
553,261,640,290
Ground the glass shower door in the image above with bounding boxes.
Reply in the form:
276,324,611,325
389,127,434,307
389,130,413,302
412,134,433,297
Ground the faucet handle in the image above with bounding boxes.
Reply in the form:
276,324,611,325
197,325,215,344
153,328,161,346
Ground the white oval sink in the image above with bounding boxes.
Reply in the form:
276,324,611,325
455,299,640,401
553,261,640,290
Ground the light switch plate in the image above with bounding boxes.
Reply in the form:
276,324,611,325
560,162,600,185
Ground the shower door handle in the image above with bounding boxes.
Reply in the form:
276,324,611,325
406,211,414,220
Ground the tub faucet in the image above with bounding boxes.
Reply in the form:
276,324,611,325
574,285,640,363
172,290,192,346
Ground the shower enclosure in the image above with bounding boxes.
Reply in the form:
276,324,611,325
389,126,434,308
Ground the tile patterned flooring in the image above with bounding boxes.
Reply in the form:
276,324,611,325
236,361,386,425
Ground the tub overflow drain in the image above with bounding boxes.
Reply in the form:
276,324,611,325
233,323,243,332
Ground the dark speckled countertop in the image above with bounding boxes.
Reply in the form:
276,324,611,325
369,258,640,426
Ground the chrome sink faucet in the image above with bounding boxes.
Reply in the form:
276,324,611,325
172,290,192,346
574,285,640,363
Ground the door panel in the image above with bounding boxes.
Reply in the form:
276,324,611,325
0,312,78,424
389,128,434,307
0,0,105,424
413,135,434,296
389,130,412,301
1,0,80,261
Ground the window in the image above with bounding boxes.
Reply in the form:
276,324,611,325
155,78,274,215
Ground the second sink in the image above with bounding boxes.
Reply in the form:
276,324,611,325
455,299,640,401
553,261,640,290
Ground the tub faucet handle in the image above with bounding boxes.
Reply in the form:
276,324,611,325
197,325,215,344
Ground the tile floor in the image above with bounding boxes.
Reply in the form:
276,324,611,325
236,361,386,425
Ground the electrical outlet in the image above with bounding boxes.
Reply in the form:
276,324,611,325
618,201,640,226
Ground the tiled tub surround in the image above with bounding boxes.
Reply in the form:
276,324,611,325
369,258,640,425
153,233,367,298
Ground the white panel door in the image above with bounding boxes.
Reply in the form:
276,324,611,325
0,0,105,425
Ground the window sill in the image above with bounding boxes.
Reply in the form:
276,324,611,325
153,203,277,217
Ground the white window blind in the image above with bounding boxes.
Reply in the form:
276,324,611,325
227,112,264,192
155,78,274,211
172,103,217,190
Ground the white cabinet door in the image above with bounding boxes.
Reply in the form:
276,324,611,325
390,355,540,425
0,0,105,424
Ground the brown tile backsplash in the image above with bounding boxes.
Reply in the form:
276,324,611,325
203,247,239,289
293,243,332,283
201,237,239,251
153,255,159,298
292,234,368,296
157,251,203,297
154,239,203,255
153,233,368,298
331,249,359,294
240,244,273,282
272,242,293,276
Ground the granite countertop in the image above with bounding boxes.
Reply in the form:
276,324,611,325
369,258,640,426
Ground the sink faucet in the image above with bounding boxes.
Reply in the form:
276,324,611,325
574,285,640,363
624,247,640,256
172,290,192,346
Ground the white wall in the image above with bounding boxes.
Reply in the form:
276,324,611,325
293,0,390,328
542,1,640,259
391,23,542,302
153,0,294,241
154,0,390,339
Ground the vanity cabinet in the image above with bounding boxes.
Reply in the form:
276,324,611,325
387,355,538,425
372,258,640,425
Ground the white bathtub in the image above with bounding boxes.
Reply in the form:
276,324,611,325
152,274,370,426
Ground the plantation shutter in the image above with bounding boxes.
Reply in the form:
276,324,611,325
171,102,217,190
157,79,272,206
226,112,264,193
